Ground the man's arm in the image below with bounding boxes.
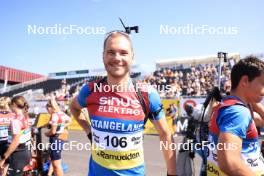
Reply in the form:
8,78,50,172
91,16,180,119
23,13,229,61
217,132,255,176
152,117,176,175
252,103,264,127
70,97,91,135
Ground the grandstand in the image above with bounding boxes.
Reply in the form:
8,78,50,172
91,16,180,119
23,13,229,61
0,77,89,97
0,66,93,98
155,52,240,69
0,65,45,91
144,53,240,97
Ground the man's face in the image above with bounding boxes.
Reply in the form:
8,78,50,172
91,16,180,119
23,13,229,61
103,35,134,79
246,72,264,103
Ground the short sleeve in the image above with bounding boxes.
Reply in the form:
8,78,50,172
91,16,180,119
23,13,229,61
77,84,91,107
11,119,22,135
49,113,59,125
147,86,164,121
217,105,251,139
63,113,71,122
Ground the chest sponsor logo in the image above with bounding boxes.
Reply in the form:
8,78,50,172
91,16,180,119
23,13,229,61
98,97,142,116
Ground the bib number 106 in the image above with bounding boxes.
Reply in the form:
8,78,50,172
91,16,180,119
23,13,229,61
104,135,127,148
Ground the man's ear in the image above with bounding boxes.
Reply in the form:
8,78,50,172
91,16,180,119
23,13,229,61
240,75,249,87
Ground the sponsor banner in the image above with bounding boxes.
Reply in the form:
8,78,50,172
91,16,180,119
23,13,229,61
35,113,50,128
144,99,180,135
68,115,88,130
180,97,205,117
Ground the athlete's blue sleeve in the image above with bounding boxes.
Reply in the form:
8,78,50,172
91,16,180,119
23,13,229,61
148,86,164,121
77,84,91,107
217,105,251,139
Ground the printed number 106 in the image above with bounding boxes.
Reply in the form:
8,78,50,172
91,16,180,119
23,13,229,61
104,136,127,148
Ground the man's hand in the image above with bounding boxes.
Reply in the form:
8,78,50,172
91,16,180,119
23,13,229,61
0,158,5,169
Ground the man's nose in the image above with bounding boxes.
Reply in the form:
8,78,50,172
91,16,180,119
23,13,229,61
112,52,122,61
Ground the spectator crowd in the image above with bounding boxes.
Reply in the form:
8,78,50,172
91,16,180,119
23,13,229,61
142,63,232,98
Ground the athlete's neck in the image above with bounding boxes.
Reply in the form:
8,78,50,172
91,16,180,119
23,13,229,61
230,90,248,105
15,109,24,116
106,74,130,87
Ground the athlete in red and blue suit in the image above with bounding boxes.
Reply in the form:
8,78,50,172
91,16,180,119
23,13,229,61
70,31,176,176
77,80,164,176
207,56,264,176
207,96,264,176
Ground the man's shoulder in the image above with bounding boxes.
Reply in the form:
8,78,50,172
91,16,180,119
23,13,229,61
134,83,162,106
135,82,159,94
80,80,104,96
217,104,251,127
87,79,104,90
219,104,249,116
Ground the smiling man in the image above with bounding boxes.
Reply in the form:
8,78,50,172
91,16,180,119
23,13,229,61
70,31,176,176
207,56,264,176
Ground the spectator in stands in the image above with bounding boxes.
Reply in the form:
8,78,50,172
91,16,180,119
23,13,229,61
142,62,233,97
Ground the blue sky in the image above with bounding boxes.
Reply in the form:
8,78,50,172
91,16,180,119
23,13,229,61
0,0,263,75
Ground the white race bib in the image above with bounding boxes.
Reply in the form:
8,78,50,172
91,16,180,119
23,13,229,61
92,127,143,151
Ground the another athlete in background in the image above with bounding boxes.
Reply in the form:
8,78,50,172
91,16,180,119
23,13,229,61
45,99,71,176
207,56,264,176
0,97,15,176
0,96,32,176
